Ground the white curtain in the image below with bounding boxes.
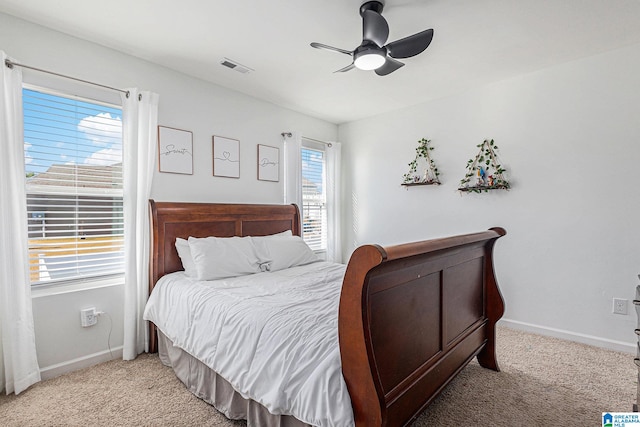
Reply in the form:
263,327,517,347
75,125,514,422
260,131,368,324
0,51,41,394
325,142,342,263
121,89,159,360
283,132,302,208
285,133,342,263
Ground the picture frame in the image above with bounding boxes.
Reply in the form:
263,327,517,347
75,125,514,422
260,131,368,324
257,144,279,182
157,126,193,175
213,135,240,178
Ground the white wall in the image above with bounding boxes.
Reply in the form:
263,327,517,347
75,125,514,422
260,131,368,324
1,12,337,377
339,43,640,352
3,9,637,380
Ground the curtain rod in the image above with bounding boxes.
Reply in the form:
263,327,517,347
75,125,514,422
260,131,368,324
281,132,333,148
4,59,130,97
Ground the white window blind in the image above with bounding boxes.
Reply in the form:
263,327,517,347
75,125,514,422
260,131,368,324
23,87,124,285
301,145,327,252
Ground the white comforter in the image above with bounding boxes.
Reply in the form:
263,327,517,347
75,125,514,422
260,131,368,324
143,261,354,427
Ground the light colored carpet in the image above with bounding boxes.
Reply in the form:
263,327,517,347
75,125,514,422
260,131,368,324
0,326,635,426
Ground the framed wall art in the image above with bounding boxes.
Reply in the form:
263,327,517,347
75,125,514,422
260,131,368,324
257,144,279,182
212,135,240,178
158,126,193,175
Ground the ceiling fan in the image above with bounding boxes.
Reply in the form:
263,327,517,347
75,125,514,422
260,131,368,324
310,0,434,76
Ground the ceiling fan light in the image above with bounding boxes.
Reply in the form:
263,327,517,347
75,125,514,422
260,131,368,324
354,52,386,70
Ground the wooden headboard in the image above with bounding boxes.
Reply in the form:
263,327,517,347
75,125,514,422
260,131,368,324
148,199,301,352
149,199,301,287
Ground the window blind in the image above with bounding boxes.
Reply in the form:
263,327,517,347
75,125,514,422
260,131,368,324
301,146,327,251
23,88,124,285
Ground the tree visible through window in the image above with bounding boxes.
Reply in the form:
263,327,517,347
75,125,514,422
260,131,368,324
23,87,124,285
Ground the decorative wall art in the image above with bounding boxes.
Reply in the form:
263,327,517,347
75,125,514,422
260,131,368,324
158,126,193,175
213,135,240,178
401,138,441,187
257,144,279,182
459,139,510,193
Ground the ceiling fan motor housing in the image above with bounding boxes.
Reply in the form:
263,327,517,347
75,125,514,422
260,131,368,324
360,1,384,16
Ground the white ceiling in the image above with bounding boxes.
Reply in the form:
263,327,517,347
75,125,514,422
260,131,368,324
2,0,640,124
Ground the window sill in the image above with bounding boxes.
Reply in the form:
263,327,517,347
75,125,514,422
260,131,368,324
31,275,124,298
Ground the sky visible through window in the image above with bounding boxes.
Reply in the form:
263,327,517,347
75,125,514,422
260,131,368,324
301,147,324,193
23,88,122,178
23,88,125,284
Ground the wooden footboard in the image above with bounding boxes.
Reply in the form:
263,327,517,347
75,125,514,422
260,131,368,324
339,228,506,426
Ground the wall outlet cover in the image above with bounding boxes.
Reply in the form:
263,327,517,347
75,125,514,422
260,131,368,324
613,298,628,315
80,307,98,327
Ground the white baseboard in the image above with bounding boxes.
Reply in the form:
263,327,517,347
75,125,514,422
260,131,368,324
499,318,636,354
36,321,635,380
39,346,123,381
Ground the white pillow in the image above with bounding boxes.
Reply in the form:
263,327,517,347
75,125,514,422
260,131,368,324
175,238,197,278
252,234,319,272
270,229,293,238
188,236,261,280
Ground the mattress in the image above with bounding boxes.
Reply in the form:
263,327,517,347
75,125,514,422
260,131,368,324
143,261,354,427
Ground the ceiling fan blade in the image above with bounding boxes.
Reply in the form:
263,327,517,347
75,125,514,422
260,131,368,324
362,9,389,47
375,57,404,76
334,63,356,73
310,42,353,56
386,29,434,59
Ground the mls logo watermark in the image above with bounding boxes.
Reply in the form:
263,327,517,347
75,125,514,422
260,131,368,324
603,413,640,427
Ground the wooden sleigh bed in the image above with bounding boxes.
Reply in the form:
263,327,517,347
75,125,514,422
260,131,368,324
147,200,506,426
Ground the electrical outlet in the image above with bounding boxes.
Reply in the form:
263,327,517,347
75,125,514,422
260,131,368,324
613,298,628,315
81,307,98,327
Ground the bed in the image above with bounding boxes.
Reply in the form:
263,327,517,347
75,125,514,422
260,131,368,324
145,200,506,426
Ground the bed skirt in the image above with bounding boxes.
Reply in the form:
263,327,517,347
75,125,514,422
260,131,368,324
157,332,311,427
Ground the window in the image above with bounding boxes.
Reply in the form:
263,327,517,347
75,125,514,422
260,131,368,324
23,87,124,285
301,143,327,252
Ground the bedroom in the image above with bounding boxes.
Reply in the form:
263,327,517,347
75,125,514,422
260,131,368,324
0,0,639,425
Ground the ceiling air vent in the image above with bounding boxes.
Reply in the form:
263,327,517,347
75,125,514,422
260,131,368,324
220,58,253,74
